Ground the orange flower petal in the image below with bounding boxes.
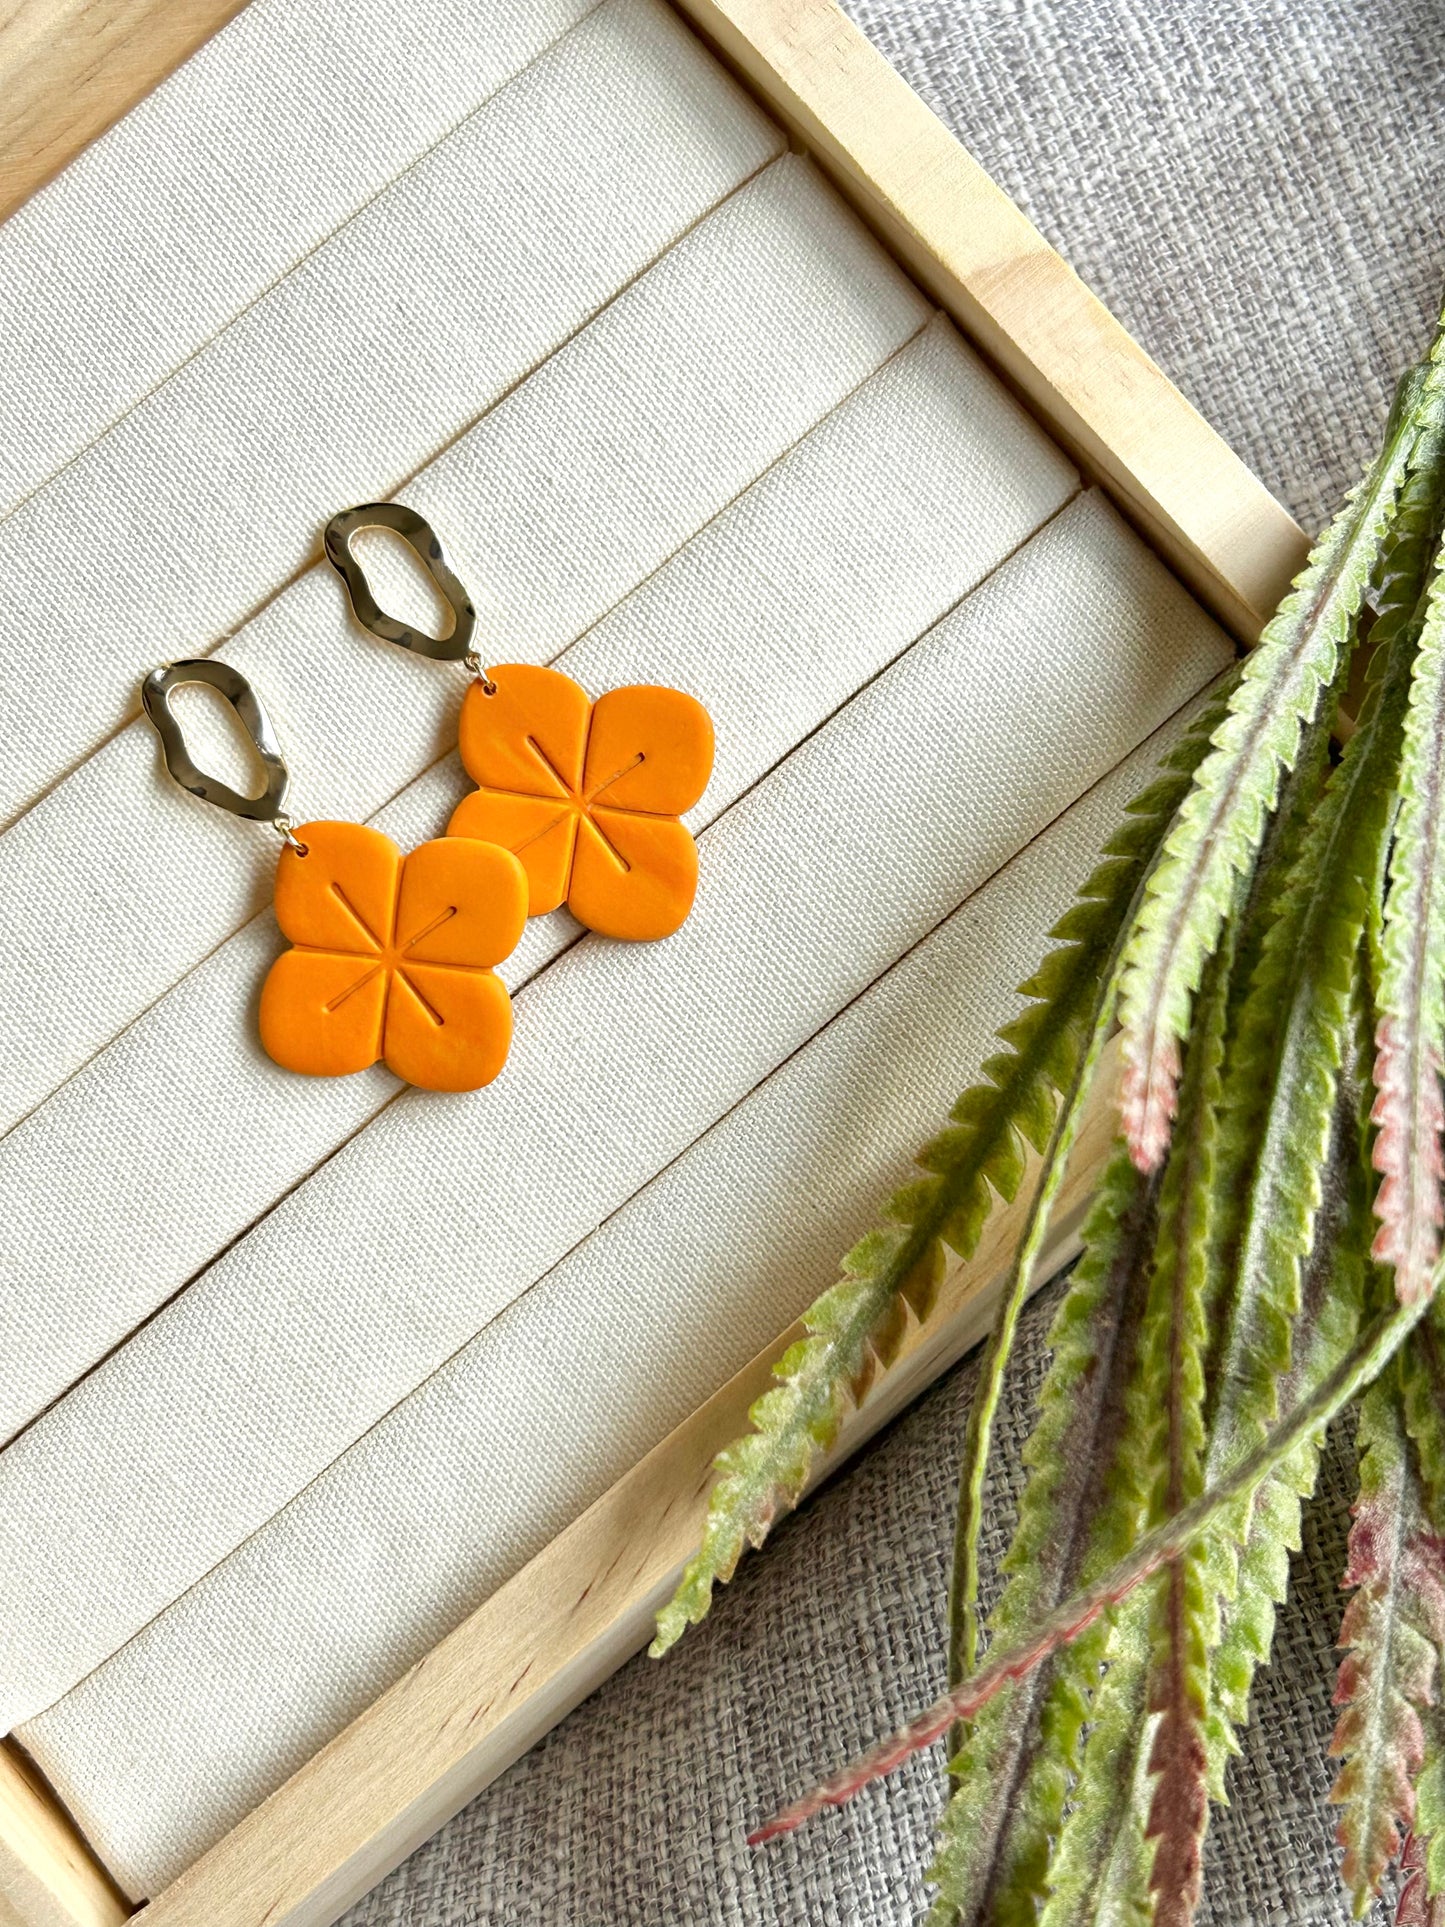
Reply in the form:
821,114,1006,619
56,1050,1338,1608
273,820,400,953
569,808,699,941
395,837,527,969
383,964,513,1092
457,663,590,799
582,684,713,815
259,948,388,1077
448,789,578,918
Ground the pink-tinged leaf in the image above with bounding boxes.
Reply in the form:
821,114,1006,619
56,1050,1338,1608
1134,923,1231,1927
1120,1035,1181,1175
1397,1830,1445,1927
1373,1018,1445,1302
1117,363,1439,1170
1145,1559,1209,1927
1329,1376,1445,1911
1373,503,1445,1305
750,1296,1428,1845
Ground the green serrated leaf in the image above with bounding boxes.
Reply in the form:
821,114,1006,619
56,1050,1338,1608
926,1141,1157,1927
1039,1582,1159,1927
652,686,1235,1657
1374,423,1445,1303
1329,1370,1445,1915
1203,1022,1369,1784
946,685,1245,1703
1135,897,1241,1925
1118,358,1445,1169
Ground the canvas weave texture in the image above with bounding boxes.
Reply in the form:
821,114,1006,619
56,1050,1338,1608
13,489,1228,1784
0,157,942,1436
0,0,597,520
22,700,1212,1895
330,3,1443,1924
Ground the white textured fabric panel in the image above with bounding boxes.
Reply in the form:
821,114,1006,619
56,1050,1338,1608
0,154,930,1146
0,311,1061,1444
19,700,1207,1897
0,0,596,519
0,0,780,831
0,492,1229,1732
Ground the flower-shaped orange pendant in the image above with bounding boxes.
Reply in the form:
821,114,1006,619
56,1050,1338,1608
259,821,527,1091
447,664,714,941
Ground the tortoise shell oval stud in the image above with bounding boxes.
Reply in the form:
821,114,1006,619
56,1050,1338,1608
447,663,714,942
323,502,477,663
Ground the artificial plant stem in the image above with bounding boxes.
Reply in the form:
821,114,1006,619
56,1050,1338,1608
926,1142,1158,1927
942,698,1239,1694
946,981,1118,1692
751,1286,1431,1844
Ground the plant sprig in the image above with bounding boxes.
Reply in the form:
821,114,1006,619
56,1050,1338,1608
656,298,1445,1925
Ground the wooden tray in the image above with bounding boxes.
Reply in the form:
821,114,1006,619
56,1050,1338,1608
0,4,1306,1924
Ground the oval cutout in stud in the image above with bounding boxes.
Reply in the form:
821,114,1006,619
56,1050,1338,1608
141,658,291,822
324,502,477,662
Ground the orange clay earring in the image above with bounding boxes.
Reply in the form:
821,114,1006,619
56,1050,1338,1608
324,504,715,942
140,658,526,1092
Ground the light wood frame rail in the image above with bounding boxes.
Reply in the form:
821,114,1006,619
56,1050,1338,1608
0,2,1308,1922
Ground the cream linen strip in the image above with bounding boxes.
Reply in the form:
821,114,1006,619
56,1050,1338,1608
0,0,780,832
0,315,1064,1442
17,698,1203,1898
0,0,597,520
0,493,1231,1731
0,155,930,1144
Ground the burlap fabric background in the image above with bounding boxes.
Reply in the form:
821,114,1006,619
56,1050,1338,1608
344,2,1445,1920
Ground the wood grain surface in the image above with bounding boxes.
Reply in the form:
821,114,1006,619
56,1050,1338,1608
139,1043,1118,1927
0,0,244,222
676,0,1307,647
0,1746,126,1927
